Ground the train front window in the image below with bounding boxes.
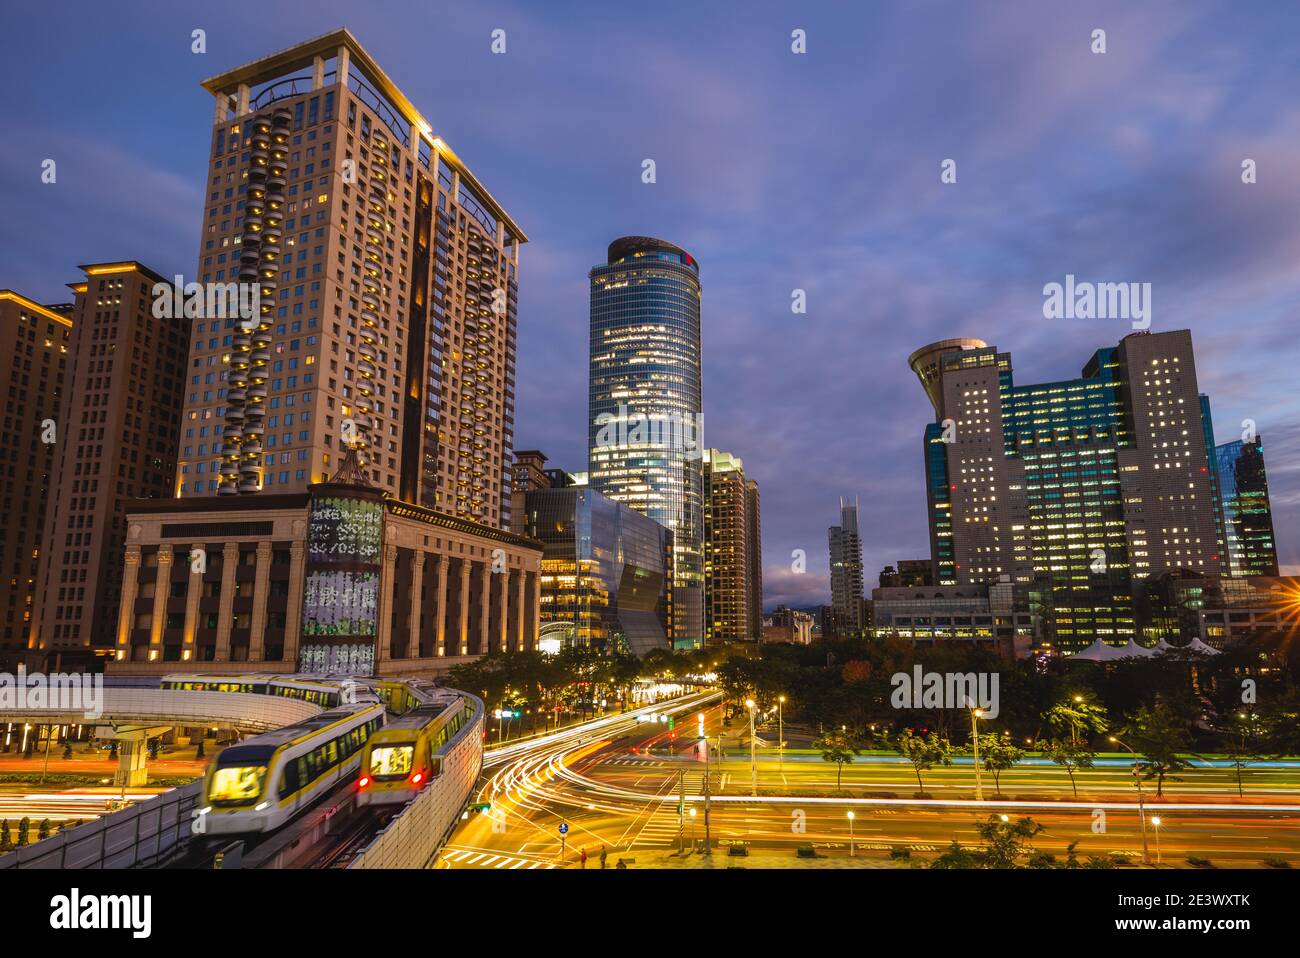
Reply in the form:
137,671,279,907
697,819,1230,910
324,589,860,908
369,745,414,779
209,766,267,805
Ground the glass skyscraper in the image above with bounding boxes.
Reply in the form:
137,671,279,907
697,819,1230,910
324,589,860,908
588,236,704,646
1215,437,1279,577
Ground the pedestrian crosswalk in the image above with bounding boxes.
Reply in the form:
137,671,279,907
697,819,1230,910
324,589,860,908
441,847,556,869
630,774,706,848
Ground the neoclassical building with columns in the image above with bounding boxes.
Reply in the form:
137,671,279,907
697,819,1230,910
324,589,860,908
107,475,542,678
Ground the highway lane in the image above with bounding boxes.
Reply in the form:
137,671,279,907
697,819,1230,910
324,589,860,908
442,700,1300,868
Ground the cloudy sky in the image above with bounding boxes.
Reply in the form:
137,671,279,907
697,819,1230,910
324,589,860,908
3,1,1298,609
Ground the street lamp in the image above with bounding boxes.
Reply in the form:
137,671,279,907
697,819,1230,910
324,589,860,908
778,695,786,769
1109,735,1152,866
847,810,855,857
1151,815,1162,865
746,698,757,797
969,706,984,801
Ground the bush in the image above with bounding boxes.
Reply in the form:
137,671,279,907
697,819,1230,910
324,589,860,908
796,845,817,858
1187,856,1214,869
1263,858,1291,869
889,847,911,860
1027,851,1057,869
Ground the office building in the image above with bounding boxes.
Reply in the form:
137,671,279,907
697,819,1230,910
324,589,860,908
908,330,1223,651
828,497,865,636
0,291,70,668
180,29,525,530
27,262,190,669
588,236,704,646
702,449,762,643
518,484,672,656
1215,436,1278,577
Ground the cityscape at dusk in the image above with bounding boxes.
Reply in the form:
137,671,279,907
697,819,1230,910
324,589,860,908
0,0,1296,942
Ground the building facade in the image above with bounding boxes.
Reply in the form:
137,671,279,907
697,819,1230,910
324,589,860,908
108,470,542,677
702,449,762,643
1214,437,1278,577
828,497,865,636
27,263,190,669
588,236,704,646
908,330,1223,652
518,485,672,656
0,291,70,668
179,29,524,530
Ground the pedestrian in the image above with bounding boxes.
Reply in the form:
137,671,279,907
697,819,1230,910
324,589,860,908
580,847,587,869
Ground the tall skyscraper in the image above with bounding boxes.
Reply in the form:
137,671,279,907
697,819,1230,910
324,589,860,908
909,329,1222,651
828,497,865,636
27,263,190,668
588,236,704,645
180,29,525,528
0,290,70,668
1215,436,1279,577
703,449,762,643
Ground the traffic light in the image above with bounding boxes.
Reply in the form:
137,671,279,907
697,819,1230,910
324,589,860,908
668,716,675,730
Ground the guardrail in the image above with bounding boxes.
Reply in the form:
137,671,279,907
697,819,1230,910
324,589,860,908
0,781,203,870
347,693,485,869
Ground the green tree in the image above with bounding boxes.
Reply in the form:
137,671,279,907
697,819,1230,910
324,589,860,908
37,819,51,841
1221,710,1266,797
978,732,1025,795
1124,703,1194,797
0,819,10,851
895,729,954,795
1042,739,1095,797
17,817,30,847
976,815,1045,868
812,729,860,790
1044,695,1109,747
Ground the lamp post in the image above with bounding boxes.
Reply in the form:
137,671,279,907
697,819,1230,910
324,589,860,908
969,707,984,801
1151,815,1162,866
778,695,786,769
1110,735,1152,866
746,698,757,797
689,806,697,849
847,810,855,857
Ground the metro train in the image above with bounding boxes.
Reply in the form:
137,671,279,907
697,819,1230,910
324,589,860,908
356,697,472,806
160,673,366,709
197,701,386,834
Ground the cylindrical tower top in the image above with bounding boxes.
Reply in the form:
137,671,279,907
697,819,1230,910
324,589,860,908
607,235,698,273
907,338,989,417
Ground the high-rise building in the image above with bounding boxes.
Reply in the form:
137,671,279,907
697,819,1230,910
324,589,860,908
828,497,865,636
908,329,1223,651
702,449,762,643
1215,436,1278,577
588,236,704,646
0,290,70,668
180,29,525,529
26,263,190,669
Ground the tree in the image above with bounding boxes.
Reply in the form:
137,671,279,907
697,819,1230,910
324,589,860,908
894,729,954,795
0,820,10,852
1042,739,1095,797
1044,696,1109,747
17,817,30,847
1221,710,1266,797
929,815,1044,868
813,729,860,790
37,819,51,841
979,732,1025,795
1124,703,1194,797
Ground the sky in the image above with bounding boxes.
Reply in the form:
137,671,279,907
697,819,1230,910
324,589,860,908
2,0,1299,610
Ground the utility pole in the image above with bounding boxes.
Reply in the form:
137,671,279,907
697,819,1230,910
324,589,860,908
701,733,712,855
970,707,984,801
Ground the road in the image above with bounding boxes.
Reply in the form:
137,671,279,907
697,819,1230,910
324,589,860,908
441,701,1300,869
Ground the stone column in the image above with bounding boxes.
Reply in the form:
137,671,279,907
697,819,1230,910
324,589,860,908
215,543,238,663
457,560,471,656
496,567,510,653
408,550,425,660
116,545,141,658
433,555,447,657
283,541,306,669
149,548,173,653
236,83,250,117
248,541,272,662
312,55,325,90
376,543,398,670
478,560,491,656
182,543,204,663
528,570,541,652
337,45,351,87
514,568,527,652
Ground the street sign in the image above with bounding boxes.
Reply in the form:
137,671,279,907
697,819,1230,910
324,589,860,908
558,822,569,835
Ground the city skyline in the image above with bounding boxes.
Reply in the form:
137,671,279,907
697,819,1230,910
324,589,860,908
4,2,1299,612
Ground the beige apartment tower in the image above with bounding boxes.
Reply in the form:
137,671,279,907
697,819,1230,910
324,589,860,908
703,449,763,643
180,29,525,529
0,291,70,669
27,263,189,668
